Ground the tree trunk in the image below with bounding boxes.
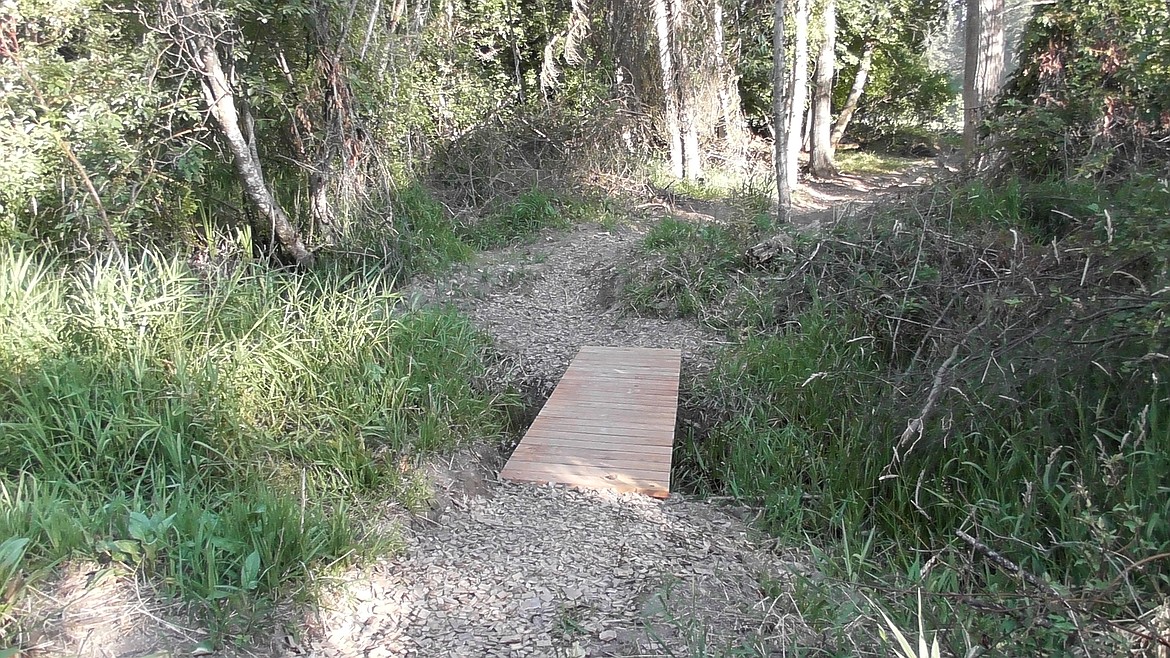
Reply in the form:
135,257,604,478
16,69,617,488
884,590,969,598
773,0,791,214
309,0,344,244
672,0,702,180
962,0,1005,158
830,40,874,147
653,0,685,178
802,99,813,152
784,0,810,185
168,0,314,266
809,0,837,177
713,0,748,165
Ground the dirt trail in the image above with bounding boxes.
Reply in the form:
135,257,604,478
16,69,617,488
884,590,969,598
300,166,945,657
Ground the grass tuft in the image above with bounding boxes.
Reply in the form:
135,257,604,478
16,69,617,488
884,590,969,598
630,176,1170,654
463,188,571,249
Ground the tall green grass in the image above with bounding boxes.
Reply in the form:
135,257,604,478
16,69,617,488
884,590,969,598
623,218,745,321
0,246,509,638
691,314,1169,653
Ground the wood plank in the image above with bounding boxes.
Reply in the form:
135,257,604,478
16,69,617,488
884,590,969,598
501,461,670,497
537,399,678,415
523,425,675,445
544,384,679,401
524,422,674,440
525,414,674,436
510,442,673,461
530,425,675,441
544,390,679,403
510,438,673,455
499,346,680,498
531,414,677,431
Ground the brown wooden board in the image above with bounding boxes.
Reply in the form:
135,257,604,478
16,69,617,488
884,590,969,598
499,346,681,498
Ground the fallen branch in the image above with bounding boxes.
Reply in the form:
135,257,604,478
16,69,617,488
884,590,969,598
880,344,959,478
956,529,1059,595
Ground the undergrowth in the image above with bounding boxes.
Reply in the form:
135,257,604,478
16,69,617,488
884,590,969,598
0,245,511,644
634,175,1170,655
461,188,571,249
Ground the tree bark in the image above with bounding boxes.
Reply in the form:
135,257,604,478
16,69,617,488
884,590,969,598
168,0,314,266
672,0,702,180
830,40,874,147
309,0,344,244
809,0,837,177
712,0,747,165
784,0,810,186
653,0,685,178
773,0,791,214
962,0,1005,158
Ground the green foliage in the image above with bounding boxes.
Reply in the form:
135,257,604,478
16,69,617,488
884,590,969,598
462,188,570,249
0,0,202,248
734,0,952,138
951,174,1170,245
997,0,1170,180
389,184,474,275
844,46,954,141
0,245,509,636
0,537,30,632
835,150,923,175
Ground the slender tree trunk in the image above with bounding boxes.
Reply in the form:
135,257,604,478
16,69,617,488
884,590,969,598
359,0,382,59
712,0,746,164
773,0,791,214
505,0,526,104
830,40,874,147
963,0,1005,158
802,99,813,152
309,0,344,244
785,0,810,185
809,0,837,177
673,0,702,180
168,0,313,266
653,0,684,178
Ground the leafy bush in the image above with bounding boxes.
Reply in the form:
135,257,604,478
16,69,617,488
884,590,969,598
847,46,955,141
996,0,1170,180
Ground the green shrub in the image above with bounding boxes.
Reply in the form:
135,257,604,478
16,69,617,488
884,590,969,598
661,175,1169,652
391,184,474,276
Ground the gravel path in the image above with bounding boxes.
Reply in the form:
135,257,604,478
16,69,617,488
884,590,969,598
307,481,800,657
401,223,723,395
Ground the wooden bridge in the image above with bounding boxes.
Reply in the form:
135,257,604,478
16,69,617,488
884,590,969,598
500,346,681,498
